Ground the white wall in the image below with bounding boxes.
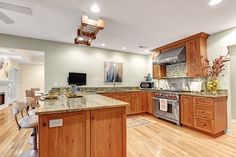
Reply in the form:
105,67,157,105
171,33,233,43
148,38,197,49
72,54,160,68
207,27,236,131
46,46,147,89
19,64,44,101
229,45,236,121
0,34,148,92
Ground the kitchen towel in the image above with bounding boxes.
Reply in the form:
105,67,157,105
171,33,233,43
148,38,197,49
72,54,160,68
160,99,168,112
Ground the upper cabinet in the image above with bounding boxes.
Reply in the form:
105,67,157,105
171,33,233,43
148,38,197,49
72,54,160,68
152,32,209,79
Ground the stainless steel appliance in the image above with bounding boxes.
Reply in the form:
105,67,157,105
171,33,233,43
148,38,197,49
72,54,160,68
153,90,180,125
139,81,154,89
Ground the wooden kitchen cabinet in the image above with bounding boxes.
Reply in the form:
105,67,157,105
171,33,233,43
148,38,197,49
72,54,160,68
131,92,143,114
142,92,147,112
152,32,209,78
186,37,208,77
39,107,126,157
91,107,126,157
180,95,194,127
180,95,227,137
113,92,132,115
100,91,149,115
153,64,166,79
147,92,154,114
39,111,89,157
99,93,114,98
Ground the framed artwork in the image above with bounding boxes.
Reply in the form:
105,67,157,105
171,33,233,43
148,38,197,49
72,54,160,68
104,61,123,82
0,58,9,79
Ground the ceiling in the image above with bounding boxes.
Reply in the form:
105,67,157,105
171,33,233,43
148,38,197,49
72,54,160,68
0,0,236,54
0,47,44,64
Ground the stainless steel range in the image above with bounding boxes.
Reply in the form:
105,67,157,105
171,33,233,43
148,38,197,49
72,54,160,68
153,90,180,125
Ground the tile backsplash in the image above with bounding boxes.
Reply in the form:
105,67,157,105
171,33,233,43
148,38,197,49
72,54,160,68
166,62,187,77
157,77,205,92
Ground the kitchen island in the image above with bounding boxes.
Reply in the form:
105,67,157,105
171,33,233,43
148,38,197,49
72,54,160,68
36,93,128,157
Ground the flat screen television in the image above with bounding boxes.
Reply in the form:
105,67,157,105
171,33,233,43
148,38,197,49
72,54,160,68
68,72,86,86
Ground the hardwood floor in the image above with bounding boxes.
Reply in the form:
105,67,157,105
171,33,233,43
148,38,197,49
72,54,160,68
1,106,236,157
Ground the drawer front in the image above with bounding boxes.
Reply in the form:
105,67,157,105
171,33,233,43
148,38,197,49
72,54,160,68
194,104,214,119
195,97,214,105
194,117,213,133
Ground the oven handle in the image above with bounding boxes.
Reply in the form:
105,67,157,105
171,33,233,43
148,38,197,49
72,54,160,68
152,97,179,103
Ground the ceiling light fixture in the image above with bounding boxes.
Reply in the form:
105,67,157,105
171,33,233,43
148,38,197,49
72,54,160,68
209,0,223,6
145,50,150,53
102,43,106,47
122,47,126,50
90,4,100,13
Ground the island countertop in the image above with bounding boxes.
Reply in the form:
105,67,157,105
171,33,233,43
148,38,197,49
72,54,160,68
36,93,128,115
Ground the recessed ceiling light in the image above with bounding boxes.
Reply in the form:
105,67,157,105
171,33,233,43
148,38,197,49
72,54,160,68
209,0,223,6
102,43,106,47
90,4,100,13
122,47,126,50
145,50,150,53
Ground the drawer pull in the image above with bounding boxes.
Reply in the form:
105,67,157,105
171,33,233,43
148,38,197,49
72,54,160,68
201,123,206,126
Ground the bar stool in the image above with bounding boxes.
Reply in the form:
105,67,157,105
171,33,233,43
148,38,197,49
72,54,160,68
12,102,38,157
26,97,38,116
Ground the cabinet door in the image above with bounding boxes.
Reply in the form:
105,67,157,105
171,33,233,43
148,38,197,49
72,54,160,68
131,92,143,114
91,107,126,157
180,96,194,127
142,92,147,112
147,92,154,114
153,64,166,79
113,93,132,115
39,112,89,157
186,38,207,77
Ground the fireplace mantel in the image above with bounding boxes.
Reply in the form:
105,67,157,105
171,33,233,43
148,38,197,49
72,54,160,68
0,80,11,110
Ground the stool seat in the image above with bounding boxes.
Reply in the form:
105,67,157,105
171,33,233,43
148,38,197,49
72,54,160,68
28,109,37,116
19,115,38,128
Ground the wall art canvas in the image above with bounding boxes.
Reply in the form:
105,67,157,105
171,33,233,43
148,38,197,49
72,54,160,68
0,57,9,79
104,61,123,82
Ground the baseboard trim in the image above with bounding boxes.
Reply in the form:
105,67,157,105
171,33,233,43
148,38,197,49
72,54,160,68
226,129,232,135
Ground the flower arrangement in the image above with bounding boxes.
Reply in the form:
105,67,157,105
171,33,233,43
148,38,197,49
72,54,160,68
204,52,230,93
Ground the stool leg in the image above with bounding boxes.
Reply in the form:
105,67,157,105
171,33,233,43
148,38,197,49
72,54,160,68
32,127,37,150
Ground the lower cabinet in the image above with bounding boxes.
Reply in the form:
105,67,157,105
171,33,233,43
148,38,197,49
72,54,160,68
113,92,132,115
100,91,153,115
131,92,144,114
180,96,194,127
91,107,126,157
180,95,227,137
39,111,89,157
147,92,154,114
39,107,126,157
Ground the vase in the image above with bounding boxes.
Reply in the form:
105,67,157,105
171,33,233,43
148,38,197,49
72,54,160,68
207,79,219,94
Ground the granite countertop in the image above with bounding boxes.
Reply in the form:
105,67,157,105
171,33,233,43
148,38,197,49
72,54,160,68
179,91,228,98
36,93,128,115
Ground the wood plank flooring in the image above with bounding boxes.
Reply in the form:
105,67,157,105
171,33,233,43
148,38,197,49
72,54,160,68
1,106,236,157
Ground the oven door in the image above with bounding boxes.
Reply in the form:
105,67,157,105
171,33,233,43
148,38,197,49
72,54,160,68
153,97,179,122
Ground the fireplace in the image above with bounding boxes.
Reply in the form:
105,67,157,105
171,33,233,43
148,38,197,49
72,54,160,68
0,92,5,105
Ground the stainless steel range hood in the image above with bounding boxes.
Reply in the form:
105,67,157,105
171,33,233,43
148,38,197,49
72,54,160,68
154,46,186,65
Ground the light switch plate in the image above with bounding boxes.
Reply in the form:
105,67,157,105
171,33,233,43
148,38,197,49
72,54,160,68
49,119,63,128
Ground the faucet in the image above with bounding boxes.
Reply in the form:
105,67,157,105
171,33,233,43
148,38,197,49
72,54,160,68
113,81,116,90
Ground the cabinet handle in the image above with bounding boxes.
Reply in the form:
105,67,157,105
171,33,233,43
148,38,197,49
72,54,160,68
201,123,206,126
91,117,94,120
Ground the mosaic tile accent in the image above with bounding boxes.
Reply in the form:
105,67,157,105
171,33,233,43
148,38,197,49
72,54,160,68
166,62,187,77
